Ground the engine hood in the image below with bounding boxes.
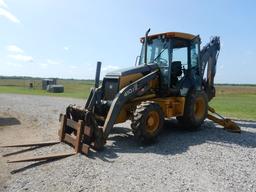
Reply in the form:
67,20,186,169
105,64,158,77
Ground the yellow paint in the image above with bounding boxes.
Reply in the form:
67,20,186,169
115,107,128,123
151,97,185,118
141,32,196,42
119,73,143,89
115,96,185,124
146,111,160,134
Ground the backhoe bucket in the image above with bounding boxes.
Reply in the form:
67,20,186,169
222,119,241,133
207,106,241,133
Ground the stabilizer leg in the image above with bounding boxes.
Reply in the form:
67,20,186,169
207,106,241,133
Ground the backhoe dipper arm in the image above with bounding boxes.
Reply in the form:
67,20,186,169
200,37,220,101
102,70,159,139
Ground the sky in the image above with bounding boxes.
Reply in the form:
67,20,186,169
0,0,255,83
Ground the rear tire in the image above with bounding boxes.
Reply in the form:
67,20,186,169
177,91,208,131
131,101,164,142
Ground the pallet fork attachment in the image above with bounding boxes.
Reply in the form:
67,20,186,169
1,114,92,163
58,114,91,154
207,106,241,133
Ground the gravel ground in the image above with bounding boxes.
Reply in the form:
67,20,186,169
0,93,256,192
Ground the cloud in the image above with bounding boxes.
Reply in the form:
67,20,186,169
102,65,120,72
47,59,61,65
0,7,20,23
69,65,77,69
0,1,20,24
7,45,24,53
6,44,33,63
8,54,33,62
40,63,48,69
6,62,23,68
0,0,7,8
64,46,69,51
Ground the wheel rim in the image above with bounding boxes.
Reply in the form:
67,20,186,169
194,96,205,120
146,111,160,134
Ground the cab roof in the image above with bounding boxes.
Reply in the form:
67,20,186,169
141,32,196,42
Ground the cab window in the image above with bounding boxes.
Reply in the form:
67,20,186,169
139,38,169,67
172,47,188,70
191,43,199,68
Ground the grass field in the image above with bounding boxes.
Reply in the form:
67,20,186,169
210,86,256,120
0,78,255,120
0,78,93,99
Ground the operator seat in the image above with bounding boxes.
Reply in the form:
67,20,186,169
171,61,182,88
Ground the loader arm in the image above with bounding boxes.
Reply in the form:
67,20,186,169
102,70,159,139
200,37,220,101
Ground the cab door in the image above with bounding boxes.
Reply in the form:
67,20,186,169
170,39,189,90
170,37,201,96
189,36,201,90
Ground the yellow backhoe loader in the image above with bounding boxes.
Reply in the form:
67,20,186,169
2,29,240,163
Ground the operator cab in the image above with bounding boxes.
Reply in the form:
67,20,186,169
139,32,201,96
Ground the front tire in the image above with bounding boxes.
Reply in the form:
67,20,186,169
131,101,164,142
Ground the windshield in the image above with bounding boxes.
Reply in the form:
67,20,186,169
139,38,169,67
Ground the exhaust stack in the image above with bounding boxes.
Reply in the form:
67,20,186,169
144,28,151,65
95,61,101,88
